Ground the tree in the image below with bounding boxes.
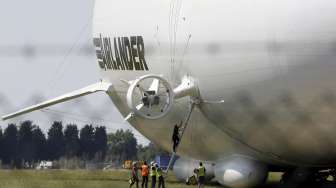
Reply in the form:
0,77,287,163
18,121,34,166
94,126,107,160
47,121,65,160
79,124,95,160
2,124,18,166
137,142,169,162
107,129,137,164
64,124,80,158
32,126,46,161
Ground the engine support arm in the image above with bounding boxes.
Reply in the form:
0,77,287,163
2,81,113,120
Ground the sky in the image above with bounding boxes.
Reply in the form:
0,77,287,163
0,0,150,145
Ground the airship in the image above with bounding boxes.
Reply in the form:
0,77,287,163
3,0,336,187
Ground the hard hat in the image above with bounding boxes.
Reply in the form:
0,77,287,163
150,161,154,166
132,161,137,166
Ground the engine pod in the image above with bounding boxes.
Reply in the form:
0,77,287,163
214,156,268,187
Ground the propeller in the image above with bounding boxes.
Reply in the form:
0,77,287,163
125,74,174,120
123,74,221,121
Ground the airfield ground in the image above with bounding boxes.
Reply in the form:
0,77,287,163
0,169,284,188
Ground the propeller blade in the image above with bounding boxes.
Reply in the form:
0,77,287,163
124,103,143,121
149,79,160,93
136,103,144,110
124,112,134,121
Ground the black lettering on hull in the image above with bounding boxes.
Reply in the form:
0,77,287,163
93,34,149,71
137,36,148,71
93,35,106,70
123,37,134,70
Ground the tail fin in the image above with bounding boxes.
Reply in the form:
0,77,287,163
2,81,112,120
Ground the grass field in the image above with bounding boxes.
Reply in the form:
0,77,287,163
0,169,282,188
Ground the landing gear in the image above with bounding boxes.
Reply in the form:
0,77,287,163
280,168,336,188
280,168,314,188
313,169,336,184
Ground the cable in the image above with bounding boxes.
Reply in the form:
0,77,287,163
173,0,183,66
47,18,92,97
169,0,175,82
180,34,192,69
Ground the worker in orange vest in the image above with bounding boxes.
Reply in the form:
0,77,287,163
141,161,149,188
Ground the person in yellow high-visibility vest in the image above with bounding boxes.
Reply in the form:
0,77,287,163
149,162,156,188
197,162,206,188
156,164,165,188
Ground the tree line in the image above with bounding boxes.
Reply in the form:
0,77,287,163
0,121,107,168
0,120,167,168
106,129,168,166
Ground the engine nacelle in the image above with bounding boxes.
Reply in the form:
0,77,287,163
214,156,268,188
173,157,214,182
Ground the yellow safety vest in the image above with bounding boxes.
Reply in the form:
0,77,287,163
198,166,205,177
150,166,156,177
156,168,163,177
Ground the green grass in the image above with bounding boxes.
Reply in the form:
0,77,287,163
0,169,282,188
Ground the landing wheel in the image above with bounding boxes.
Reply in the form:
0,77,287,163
279,168,315,188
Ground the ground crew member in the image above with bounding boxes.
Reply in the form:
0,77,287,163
150,162,156,188
130,162,139,188
156,164,165,188
197,162,206,188
141,161,149,188
172,121,183,152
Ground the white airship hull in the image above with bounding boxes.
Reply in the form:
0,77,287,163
93,0,336,168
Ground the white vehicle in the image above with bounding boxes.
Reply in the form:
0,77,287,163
36,161,53,170
3,0,336,187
